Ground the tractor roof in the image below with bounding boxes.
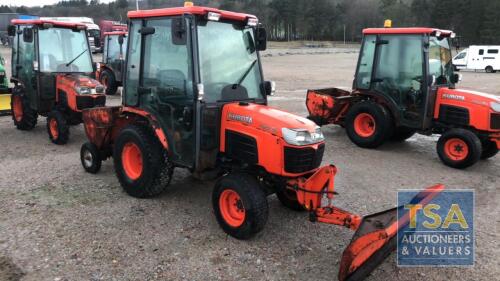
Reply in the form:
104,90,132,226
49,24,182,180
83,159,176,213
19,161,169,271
11,19,87,29
363,27,454,36
104,31,127,36
127,5,257,22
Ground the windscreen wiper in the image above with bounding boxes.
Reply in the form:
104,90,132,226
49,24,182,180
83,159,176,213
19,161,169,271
65,49,88,67
233,59,257,88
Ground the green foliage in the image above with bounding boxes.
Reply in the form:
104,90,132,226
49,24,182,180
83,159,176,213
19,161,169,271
5,0,500,45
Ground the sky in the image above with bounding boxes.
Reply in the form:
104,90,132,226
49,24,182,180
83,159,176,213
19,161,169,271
3,0,114,7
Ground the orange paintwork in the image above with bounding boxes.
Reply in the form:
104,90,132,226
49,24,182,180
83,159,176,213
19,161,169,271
220,102,321,177
354,113,376,137
219,189,246,227
56,75,105,112
434,87,500,132
305,88,352,124
12,96,23,122
128,5,257,22
11,19,87,29
122,142,143,180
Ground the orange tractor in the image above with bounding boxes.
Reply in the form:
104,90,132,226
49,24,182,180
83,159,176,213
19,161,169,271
306,25,500,169
79,5,443,280
8,19,105,144
95,31,127,95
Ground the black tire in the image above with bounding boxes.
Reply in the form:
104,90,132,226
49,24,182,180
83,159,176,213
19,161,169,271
485,66,494,73
11,89,38,130
390,126,417,142
480,140,499,160
437,129,482,169
113,124,173,198
213,173,269,240
345,101,394,148
100,69,118,96
276,188,304,211
46,110,70,145
307,115,325,126
81,142,102,174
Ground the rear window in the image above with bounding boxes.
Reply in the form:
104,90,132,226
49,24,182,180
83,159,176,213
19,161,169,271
479,49,484,55
487,49,499,54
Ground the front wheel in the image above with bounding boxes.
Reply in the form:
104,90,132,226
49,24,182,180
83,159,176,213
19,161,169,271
213,173,269,240
437,129,482,169
11,90,38,130
100,69,118,96
485,66,494,73
81,142,102,174
47,110,69,145
113,125,173,198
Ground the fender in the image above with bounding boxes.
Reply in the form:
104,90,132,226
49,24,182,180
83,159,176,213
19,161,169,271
122,106,170,152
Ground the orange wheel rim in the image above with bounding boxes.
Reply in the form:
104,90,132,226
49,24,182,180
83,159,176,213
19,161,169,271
219,189,245,227
121,142,143,180
49,119,58,139
12,96,23,122
354,113,376,137
444,138,469,161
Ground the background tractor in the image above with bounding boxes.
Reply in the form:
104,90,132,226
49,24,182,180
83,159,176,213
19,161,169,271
8,19,106,144
306,24,500,169
95,31,127,95
79,5,442,281
0,53,9,115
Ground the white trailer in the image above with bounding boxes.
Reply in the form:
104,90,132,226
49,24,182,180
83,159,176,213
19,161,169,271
453,45,500,73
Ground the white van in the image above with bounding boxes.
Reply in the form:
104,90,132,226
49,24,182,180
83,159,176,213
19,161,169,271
452,45,500,73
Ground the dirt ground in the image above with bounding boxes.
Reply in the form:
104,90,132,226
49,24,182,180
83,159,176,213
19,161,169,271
0,44,499,281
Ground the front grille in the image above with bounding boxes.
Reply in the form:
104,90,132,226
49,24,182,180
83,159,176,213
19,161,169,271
438,105,469,126
491,113,500,130
225,130,258,164
76,95,106,110
284,143,325,174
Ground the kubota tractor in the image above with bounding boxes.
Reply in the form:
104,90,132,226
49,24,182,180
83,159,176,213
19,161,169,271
79,5,443,280
306,24,500,169
96,31,127,95
8,19,106,144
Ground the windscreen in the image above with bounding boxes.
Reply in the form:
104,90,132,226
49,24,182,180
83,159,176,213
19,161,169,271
38,27,93,73
197,21,264,103
429,36,453,85
107,35,127,61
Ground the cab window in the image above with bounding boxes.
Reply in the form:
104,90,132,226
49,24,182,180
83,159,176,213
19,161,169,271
355,35,376,89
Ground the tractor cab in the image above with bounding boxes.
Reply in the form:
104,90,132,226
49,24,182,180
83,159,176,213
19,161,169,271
123,5,271,170
354,27,459,130
96,31,128,95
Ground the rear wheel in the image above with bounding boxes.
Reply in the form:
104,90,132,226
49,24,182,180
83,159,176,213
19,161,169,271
485,66,494,73
11,90,37,130
391,126,417,142
345,101,393,148
480,140,499,160
276,188,304,211
46,110,69,145
113,125,173,198
213,173,268,239
100,69,117,96
437,129,482,169
81,142,102,174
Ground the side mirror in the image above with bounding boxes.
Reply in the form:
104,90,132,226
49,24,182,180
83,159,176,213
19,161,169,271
171,17,186,45
23,28,33,43
7,25,16,36
256,26,267,51
118,34,124,45
264,81,275,96
139,26,155,36
451,73,462,84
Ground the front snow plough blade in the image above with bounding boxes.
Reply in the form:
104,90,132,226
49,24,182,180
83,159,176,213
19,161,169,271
287,165,444,281
338,184,444,281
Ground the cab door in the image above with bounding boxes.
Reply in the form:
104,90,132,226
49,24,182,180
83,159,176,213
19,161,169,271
124,18,196,168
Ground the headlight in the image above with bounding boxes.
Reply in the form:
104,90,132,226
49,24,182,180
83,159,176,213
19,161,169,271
491,102,500,112
76,86,91,95
282,127,324,146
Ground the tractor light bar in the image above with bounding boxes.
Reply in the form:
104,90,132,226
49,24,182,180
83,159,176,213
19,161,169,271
490,102,500,112
247,18,258,27
207,12,221,22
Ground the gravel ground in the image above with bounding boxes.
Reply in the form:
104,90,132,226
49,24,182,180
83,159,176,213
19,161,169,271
0,45,499,281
